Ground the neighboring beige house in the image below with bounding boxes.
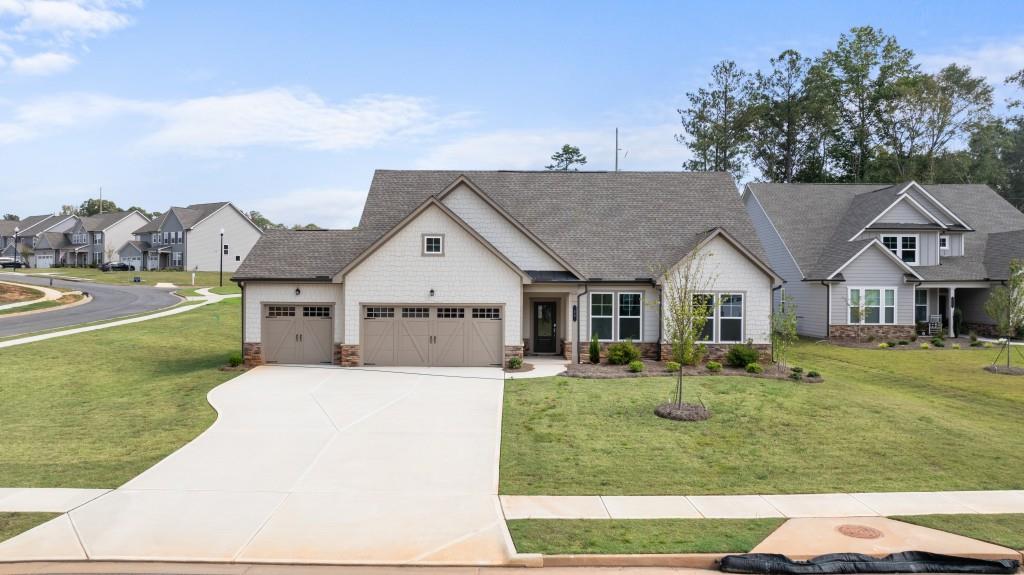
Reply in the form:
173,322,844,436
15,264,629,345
119,202,262,272
234,171,781,368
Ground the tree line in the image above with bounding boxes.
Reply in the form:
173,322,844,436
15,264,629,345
676,25,1024,209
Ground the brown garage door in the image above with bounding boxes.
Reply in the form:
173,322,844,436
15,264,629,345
361,305,503,367
262,304,334,365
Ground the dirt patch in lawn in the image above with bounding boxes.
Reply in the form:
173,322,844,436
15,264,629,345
565,360,823,383
984,365,1024,376
0,282,43,304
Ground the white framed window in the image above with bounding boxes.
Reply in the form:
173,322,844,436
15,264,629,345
590,292,614,341
618,292,642,341
719,293,744,342
938,235,948,250
849,287,897,325
694,293,715,343
94,232,103,245
171,252,182,267
423,234,444,255
915,289,928,323
163,231,169,243
152,233,160,245
365,307,394,319
881,234,918,264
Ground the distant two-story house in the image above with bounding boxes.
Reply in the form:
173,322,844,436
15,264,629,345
31,211,150,268
0,214,77,267
119,202,262,272
743,181,1024,339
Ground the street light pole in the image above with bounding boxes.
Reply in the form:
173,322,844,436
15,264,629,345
219,228,224,287
12,226,19,271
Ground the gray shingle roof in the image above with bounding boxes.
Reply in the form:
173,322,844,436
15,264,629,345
235,170,769,282
3,214,57,237
133,203,229,234
234,229,368,280
747,182,1024,281
80,211,138,231
35,232,71,250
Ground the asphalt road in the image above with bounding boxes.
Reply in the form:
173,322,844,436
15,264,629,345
0,273,181,337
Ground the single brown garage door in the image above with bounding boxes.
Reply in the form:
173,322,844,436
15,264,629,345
361,305,503,367
262,304,334,364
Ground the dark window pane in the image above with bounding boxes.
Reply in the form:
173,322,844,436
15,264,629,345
885,307,895,324
901,249,916,262
592,317,613,340
698,319,714,342
720,318,742,342
916,290,927,304
850,307,861,323
619,317,641,340
865,307,880,324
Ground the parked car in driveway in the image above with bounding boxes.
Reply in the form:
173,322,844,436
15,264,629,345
0,257,25,269
100,261,135,272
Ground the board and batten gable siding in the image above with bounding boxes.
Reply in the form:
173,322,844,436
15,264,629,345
901,186,959,227
829,246,915,325
857,230,940,266
243,282,344,343
875,200,933,225
441,183,565,271
185,205,262,272
342,204,524,347
578,283,660,343
105,212,150,262
743,190,828,337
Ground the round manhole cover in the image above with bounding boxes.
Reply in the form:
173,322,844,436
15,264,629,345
837,524,884,539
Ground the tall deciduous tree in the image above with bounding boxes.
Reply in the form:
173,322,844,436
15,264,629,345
2,214,18,221
677,60,752,180
77,198,120,216
545,144,588,171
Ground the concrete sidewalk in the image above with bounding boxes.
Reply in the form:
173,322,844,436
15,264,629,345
501,491,1024,519
0,489,109,513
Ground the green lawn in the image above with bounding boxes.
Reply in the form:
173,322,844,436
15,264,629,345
895,514,1024,550
500,342,1024,495
0,299,240,487
0,513,60,543
507,519,783,554
12,268,239,290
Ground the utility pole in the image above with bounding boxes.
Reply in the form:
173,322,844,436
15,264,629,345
615,128,620,171
99,187,103,214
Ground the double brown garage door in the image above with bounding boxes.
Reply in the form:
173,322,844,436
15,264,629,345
261,304,334,365
361,305,503,367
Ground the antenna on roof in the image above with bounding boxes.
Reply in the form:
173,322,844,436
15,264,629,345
615,128,621,171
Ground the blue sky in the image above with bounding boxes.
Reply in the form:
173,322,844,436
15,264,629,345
2,0,1024,228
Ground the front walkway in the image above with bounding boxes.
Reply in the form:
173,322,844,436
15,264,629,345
0,365,525,565
502,491,1024,519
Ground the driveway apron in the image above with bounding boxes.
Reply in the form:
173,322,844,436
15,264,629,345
0,366,515,565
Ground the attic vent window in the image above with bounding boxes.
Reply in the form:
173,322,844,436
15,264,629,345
422,234,444,256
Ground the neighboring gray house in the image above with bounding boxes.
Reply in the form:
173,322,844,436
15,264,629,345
31,211,151,268
0,214,77,267
233,171,781,368
743,181,1024,339
120,202,262,272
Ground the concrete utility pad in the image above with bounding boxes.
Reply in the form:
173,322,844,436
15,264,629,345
752,516,1021,560
0,366,515,565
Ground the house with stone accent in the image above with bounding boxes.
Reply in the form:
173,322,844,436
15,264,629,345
743,181,1024,340
233,170,781,368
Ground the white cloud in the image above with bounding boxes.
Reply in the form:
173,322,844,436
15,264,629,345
9,50,74,74
249,187,369,229
0,89,463,153
919,36,1024,87
416,123,687,171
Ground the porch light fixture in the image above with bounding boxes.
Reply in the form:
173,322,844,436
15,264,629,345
295,287,301,296
429,289,435,297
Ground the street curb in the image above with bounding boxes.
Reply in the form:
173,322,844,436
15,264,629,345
0,293,91,319
541,552,727,568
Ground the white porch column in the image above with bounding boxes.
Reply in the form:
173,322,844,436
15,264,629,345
948,287,957,338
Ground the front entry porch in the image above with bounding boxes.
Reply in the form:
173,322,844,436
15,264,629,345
522,286,576,361
914,283,997,338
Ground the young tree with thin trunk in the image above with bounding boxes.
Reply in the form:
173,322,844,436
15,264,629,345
984,259,1024,368
772,295,799,372
660,249,716,406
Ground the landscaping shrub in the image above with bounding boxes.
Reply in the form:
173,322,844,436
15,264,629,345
589,333,601,364
227,351,242,367
665,361,680,372
507,356,523,369
606,340,641,365
886,341,897,347
983,341,994,348
970,341,983,347
627,360,644,373
910,334,918,342
952,343,961,350
931,337,945,348
706,361,722,373
745,362,763,374
878,342,889,348
920,342,931,349
788,371,802,381
725,341,760,368
791,366,803,374
969,331,978,343
807,370,821,378
897,340,909,346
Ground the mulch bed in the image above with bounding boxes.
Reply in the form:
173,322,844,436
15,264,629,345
984,365,1024,376
833,336,997,350
564,360,824,383
504,362,536,374
655,402,711,421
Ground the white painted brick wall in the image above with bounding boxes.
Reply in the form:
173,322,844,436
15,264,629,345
661,236,773,344
344,205,524,345
243,282,344,343
442,184,564,271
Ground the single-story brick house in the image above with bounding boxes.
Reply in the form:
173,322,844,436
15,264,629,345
233,171,782,367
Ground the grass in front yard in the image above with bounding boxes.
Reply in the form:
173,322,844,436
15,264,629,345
507,519,783,554
500,342,1024,495
0,299,240,488
0,293,84,316
12,268,237,289
0,513,60,543
894,514,1024,550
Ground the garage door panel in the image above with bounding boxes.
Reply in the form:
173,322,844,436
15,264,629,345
300,306,334,365
362,307,396,366
397,309,430,366
468,319,502,366
433,308,467,366
263,305,298,364
360,305,503,367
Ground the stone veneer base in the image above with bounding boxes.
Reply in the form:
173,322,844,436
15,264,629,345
242,342,264,368
336,344,360,366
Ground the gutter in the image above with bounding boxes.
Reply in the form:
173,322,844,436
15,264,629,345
820,281,831,333
239,281,246,360
576,284,589,364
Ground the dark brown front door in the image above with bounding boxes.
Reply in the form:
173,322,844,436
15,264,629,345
533,302,556,354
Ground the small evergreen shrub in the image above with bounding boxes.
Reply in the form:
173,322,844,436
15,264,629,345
607,340,641,365
788,371,803,381
969,331,978,342
628,360,644,373
983,342,994,348
920,342,931,349
897,340,909,346
725,341,760,367
507,356,523,369
970,341,983,347
227,351,243,367
952,343,961,350
589,333,601,364
790,366,803,374
665,361,681,372
706,361,722,373
745,362,763,374
931,337,945,348
886,341,897,347
807,370,821,378
878,342,889,348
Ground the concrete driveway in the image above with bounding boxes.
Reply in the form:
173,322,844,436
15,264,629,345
0,273,180,337
0,365,521,565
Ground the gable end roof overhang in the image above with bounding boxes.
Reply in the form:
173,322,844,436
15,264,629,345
826,239,924,281
848,192,948,241
899,181,973,230
657,226,783,286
